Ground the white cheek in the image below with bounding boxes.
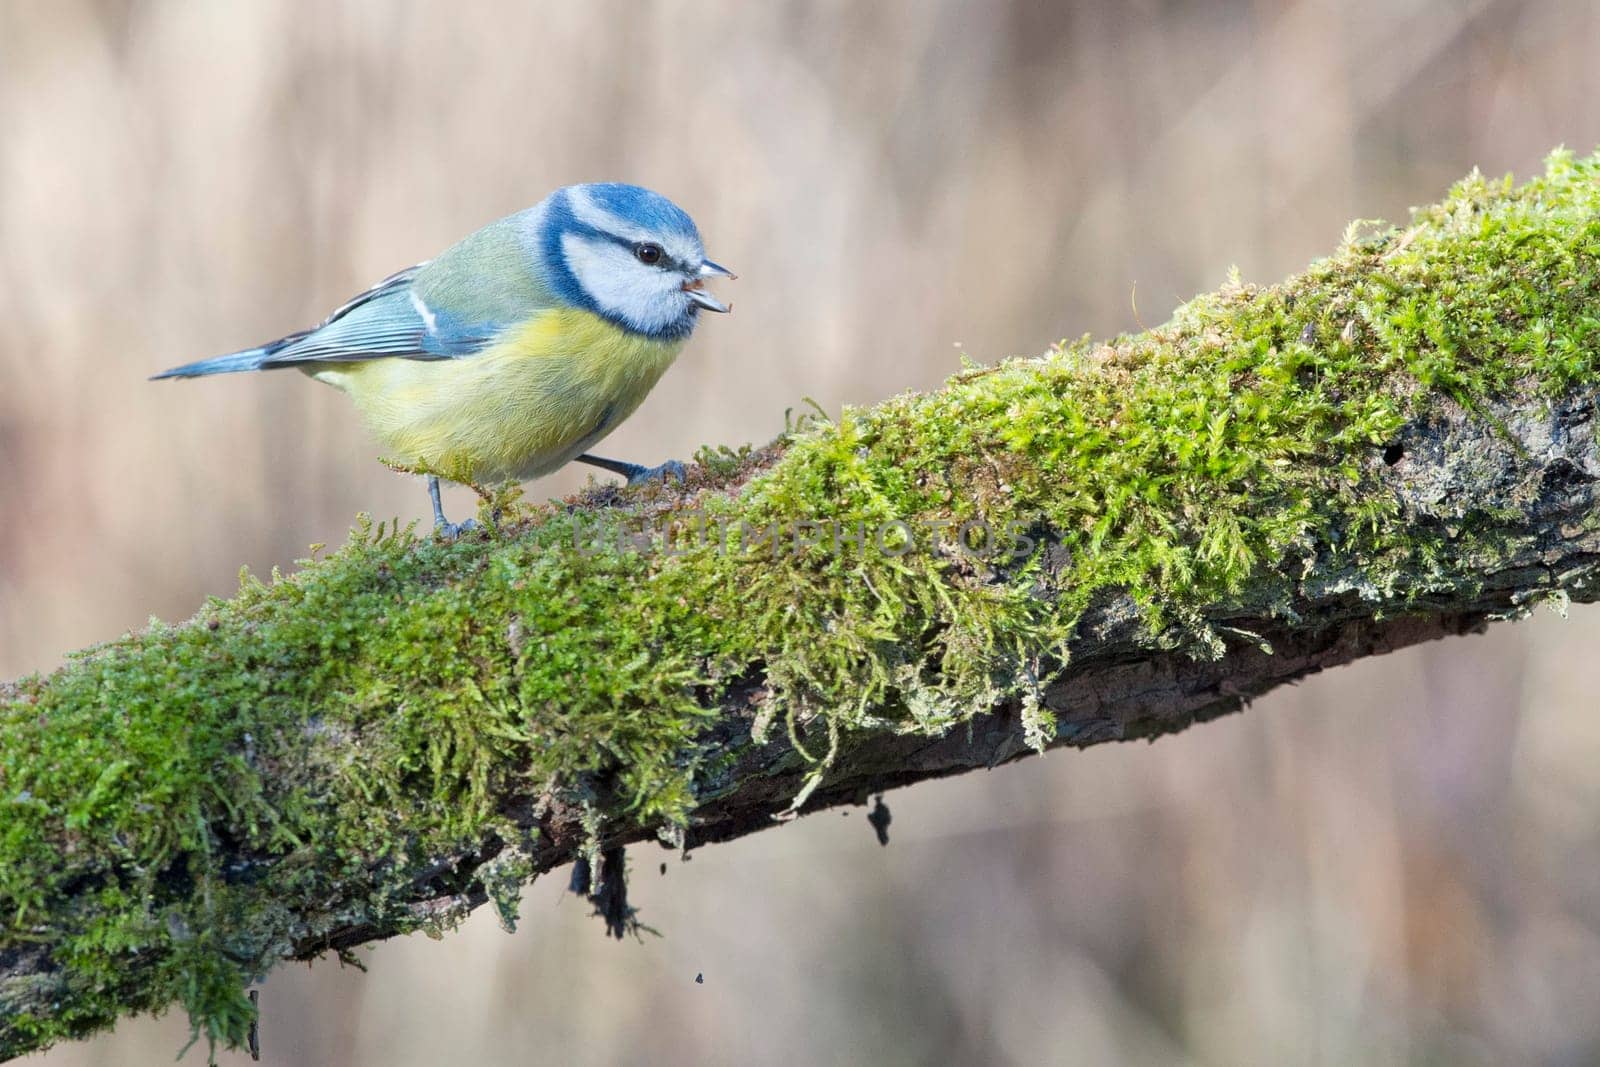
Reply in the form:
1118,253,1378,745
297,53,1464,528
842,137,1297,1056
562,234,687,335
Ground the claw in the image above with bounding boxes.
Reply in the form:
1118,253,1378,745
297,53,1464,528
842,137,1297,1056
627,459,687,487
427,475,480,539
433,516,479,540
575,453,688,487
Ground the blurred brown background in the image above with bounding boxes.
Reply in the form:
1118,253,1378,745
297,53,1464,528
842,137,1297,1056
4,1,1600,1064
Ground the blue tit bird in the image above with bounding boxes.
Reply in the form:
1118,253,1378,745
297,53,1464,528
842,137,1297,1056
154,183,734,535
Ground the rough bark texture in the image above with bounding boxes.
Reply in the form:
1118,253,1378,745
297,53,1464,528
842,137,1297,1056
5,154,1600,1060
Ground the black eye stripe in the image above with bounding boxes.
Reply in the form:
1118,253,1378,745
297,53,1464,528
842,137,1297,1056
604,233,682,270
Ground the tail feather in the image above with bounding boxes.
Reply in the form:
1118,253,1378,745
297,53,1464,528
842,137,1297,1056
150,344,281,380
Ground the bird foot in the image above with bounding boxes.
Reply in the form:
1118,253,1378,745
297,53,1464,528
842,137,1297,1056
433,517,479,540
627,459,687,487
575,452,688,486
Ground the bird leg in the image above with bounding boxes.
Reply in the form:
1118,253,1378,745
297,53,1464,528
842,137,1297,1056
426,475,478,539
382,459,485,537
575,453,687,486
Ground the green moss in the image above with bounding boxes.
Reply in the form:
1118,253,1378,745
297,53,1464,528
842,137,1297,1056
6,149,1600,1058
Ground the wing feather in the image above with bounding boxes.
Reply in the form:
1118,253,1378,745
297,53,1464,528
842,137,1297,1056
258,261,504,367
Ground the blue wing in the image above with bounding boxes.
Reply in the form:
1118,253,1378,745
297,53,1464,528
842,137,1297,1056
154,211,549,380
258,264,502,367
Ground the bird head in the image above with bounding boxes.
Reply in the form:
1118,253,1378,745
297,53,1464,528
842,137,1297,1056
537,183,734,341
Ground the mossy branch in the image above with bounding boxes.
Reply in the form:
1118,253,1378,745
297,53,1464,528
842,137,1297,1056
6,151,1600,1061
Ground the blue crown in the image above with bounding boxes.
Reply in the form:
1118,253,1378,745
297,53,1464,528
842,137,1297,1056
584,183,702,244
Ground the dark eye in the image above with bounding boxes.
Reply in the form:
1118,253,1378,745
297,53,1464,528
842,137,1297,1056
634,242,663,265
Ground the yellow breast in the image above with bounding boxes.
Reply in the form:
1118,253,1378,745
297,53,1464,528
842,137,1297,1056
311,308,684,485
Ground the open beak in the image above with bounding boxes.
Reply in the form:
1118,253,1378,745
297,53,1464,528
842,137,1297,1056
684,259,735,312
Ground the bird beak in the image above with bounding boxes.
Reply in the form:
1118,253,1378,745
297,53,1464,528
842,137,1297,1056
684,285,731,313
684,259,735,312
